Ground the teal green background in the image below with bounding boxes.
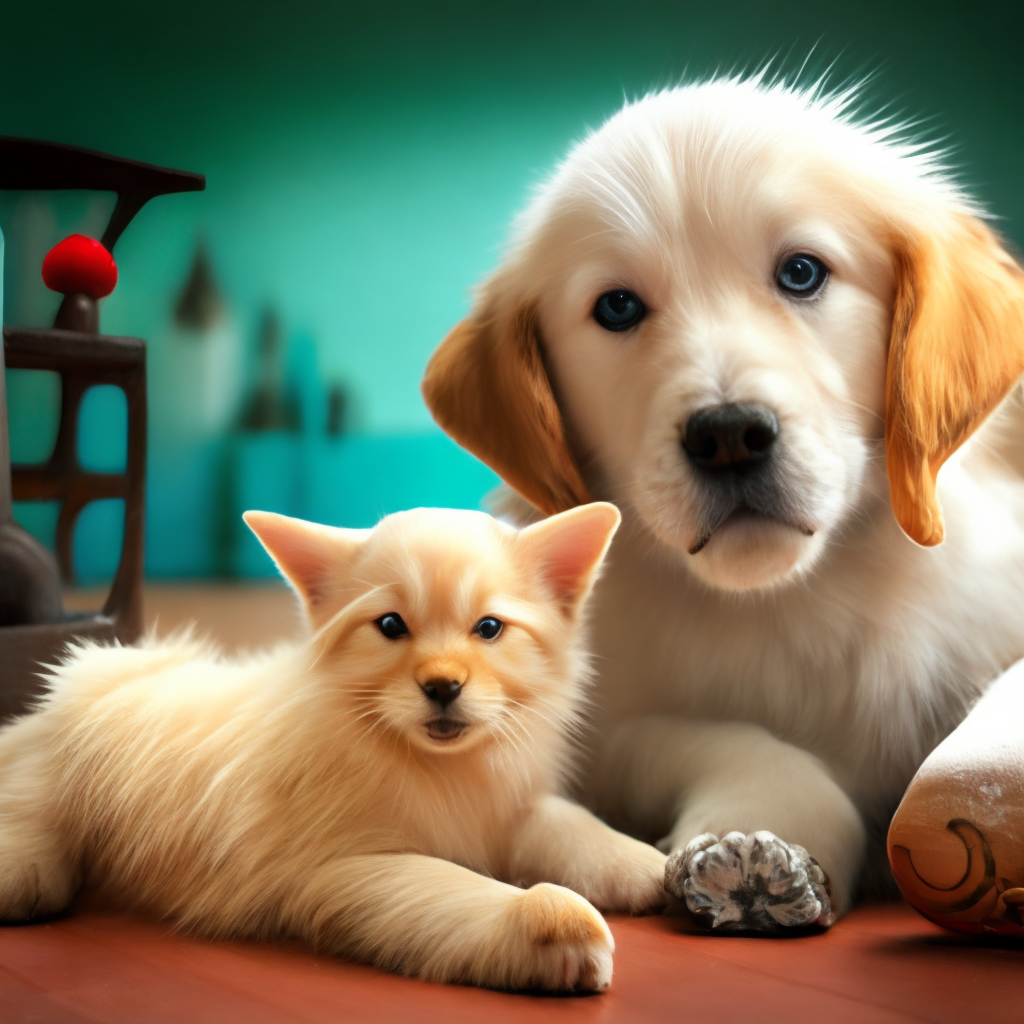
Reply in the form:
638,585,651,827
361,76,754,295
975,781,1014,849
2,0,1022,578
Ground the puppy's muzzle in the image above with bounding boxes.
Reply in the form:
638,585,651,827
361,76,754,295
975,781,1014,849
681,403,810,555
683,403,779,471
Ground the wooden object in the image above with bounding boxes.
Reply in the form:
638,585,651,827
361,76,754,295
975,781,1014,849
0,137,204,722
888,659,1024,936
0,330,146,722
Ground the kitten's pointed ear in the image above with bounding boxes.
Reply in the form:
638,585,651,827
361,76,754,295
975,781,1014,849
243,511,370,622
887,216,1024,546
518,501,621,614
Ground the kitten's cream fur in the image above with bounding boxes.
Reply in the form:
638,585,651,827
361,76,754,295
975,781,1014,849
0,504,666,991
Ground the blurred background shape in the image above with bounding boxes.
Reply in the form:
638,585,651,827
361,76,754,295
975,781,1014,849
2,0,1022,582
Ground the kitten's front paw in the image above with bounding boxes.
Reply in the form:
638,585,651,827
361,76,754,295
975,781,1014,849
664,831,833,932
581,838,668,914
504,883,614,992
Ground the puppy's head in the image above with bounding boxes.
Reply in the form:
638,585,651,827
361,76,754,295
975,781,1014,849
424,78,1024,593
244,504,618,757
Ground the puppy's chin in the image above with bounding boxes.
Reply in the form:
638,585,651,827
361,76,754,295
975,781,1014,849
685,515,823,593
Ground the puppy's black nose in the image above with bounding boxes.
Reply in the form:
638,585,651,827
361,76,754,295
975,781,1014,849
421,679,462,708
683,403,779,469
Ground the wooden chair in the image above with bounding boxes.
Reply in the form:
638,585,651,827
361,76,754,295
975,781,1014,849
0,137,203,721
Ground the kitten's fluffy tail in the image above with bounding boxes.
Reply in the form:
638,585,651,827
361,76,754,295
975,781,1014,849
38,628,217,707
0,629,228,923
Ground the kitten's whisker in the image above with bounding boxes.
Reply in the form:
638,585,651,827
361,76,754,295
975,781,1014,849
494,716,534,762
503,698,577,737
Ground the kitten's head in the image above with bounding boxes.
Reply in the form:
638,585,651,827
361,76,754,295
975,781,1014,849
244,504,619,763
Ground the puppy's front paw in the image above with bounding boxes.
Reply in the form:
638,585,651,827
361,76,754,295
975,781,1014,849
664,831,832,932
504,883,614,992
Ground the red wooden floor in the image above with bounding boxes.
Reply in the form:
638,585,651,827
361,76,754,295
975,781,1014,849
2,902,1020,1024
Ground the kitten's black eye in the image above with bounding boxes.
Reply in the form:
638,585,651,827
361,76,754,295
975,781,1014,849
473,617,503,641
777,254,828,297
375,613,409,639
593,289,646,332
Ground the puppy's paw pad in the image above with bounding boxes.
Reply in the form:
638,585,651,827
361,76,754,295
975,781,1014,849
666,830,832,931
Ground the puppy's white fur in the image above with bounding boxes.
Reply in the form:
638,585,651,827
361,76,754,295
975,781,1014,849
423,76,1024,918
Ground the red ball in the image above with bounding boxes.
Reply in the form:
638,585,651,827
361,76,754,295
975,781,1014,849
42,235,118,299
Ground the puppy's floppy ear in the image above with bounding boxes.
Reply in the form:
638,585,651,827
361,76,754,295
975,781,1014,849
887,216,1024,546
422,303,591,515
243,511,370,625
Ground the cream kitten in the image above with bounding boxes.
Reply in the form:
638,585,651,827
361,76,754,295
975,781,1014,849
0,503,666,991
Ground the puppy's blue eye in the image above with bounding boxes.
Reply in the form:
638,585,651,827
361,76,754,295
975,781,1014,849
777,255,828,297
376,613,409,639
474,617,503,641
593,289,646,331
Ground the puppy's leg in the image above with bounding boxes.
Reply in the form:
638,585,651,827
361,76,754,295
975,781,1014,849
506,794,667,913
0,712,80,920
282,854,614,991
590,717,865,930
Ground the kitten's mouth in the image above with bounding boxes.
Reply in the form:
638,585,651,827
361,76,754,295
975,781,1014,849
425,717,468,742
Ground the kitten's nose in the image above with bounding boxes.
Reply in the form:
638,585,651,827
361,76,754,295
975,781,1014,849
421,679,462,708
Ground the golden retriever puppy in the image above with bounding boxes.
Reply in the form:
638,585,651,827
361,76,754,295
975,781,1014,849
423,76,1024,931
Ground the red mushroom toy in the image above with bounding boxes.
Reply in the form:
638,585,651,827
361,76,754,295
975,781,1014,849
42,234,118,333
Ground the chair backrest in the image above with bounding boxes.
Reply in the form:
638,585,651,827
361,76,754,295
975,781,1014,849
0,139,203,721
